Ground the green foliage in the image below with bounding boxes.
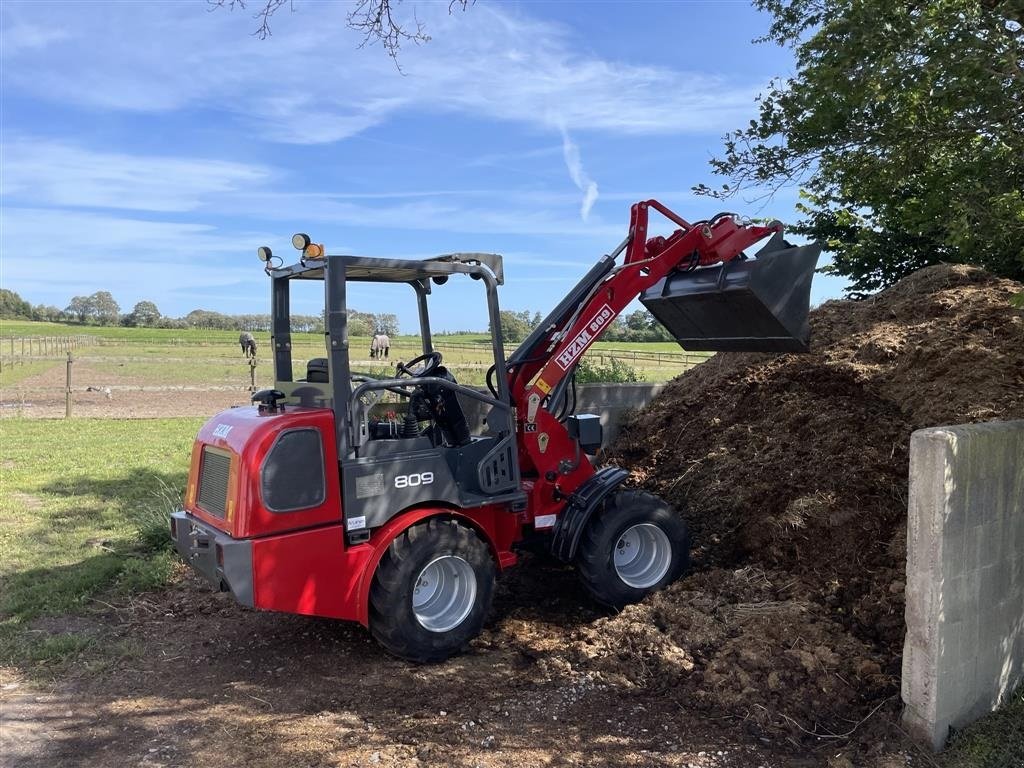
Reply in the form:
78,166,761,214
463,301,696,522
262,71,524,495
699,0,1024,295
0,288,33,319
344,310,399,337
575,356,640,383
493,309,537,344
31,304,64,322
602,310,673,343
64,291,121,325
123,300,161,327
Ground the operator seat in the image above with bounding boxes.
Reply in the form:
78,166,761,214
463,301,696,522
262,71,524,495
427,366,472,446
307,358,329,383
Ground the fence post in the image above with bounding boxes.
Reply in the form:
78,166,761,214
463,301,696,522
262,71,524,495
65,352,73,419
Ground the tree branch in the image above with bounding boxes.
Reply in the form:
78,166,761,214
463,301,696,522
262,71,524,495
208,0,473,66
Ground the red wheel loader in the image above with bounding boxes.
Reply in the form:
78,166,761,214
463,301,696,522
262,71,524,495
170,201,819,661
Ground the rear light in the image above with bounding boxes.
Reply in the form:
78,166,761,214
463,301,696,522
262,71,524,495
216,543,224,568
170,517,177,537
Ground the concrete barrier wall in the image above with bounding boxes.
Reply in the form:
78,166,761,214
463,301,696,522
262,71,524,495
463,383,664,444
901,420,1024,750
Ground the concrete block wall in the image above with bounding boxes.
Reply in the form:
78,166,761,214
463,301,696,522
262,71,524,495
462,382,664,444
901,420,1024,751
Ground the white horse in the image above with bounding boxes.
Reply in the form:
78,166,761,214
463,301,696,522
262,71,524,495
370,333,390,360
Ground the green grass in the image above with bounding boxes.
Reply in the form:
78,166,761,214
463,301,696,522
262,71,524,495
0,418,201,669
940,685,1024,768
1,320,707,387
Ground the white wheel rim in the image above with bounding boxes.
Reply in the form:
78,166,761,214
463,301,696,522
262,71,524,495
613,523,672,589
412,556,477,632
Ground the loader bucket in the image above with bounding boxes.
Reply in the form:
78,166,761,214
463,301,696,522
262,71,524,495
640,231,821,353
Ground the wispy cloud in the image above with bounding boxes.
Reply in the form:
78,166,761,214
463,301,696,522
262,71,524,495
0,19,71,56
559,127,599,221
0,207,273,309
1,3,761,144
1,139,271,212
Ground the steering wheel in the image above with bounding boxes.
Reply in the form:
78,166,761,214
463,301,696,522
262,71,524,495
396,351,443,379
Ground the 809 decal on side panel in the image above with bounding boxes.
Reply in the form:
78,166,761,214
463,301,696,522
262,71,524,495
394,472,435,489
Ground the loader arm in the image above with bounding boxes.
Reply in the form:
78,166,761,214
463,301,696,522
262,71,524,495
507,202,781,401
505,200,794,514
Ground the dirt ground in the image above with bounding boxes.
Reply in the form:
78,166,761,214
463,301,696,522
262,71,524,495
601,264,1024,759
0,361,248,418
3,264,1021,767
2,561,900,768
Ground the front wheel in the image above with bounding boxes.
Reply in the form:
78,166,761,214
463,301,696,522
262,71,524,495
576,489,690,609
369,517,495,662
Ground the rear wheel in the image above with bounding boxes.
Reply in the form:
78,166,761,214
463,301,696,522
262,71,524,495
369,517,495,662
576,489,690,608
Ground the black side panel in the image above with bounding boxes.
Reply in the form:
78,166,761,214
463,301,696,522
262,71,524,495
260,428,326,513
341,449,461,534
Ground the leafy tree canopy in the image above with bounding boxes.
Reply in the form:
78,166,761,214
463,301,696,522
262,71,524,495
0,289,33,320
124,300,161,327
493,310,535,344
698,0,1024,296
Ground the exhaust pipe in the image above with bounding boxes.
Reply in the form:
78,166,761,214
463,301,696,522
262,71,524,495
640,228,821,353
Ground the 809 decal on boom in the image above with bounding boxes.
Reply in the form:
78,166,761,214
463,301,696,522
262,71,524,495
394,472,435,489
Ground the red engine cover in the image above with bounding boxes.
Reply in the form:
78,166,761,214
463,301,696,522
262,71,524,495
185,405,342,538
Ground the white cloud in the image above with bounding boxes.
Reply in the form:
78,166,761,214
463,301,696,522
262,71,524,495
1,139,271,212
0,207,271,307
0,3,761,143
0,19,71,56
559,126,599,221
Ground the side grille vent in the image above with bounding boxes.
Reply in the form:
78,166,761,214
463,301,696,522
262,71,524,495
197,448,231,518
478,435,517,495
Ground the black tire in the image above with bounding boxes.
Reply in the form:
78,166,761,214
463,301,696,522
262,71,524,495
576,489,690,609
369,517,495,662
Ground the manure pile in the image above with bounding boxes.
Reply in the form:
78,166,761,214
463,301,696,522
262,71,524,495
532,265,1024,747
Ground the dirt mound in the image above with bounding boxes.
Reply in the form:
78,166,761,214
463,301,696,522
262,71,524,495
586,264,1024,743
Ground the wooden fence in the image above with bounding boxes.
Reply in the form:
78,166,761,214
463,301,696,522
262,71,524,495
0,336,98,370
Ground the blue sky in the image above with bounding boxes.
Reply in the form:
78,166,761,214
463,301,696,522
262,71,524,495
0,0,849,332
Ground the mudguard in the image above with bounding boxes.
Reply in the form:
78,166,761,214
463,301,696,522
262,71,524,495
550,467,630,562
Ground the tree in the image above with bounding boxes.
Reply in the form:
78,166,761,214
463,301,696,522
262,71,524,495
697,0,1024,296
0,289,32,319
32,304,63,322
185,309,231,329
88,291,121,326
208,0,472,67
374,313,399,336
492,310,535,344
65,296,91,323
125,300,161,327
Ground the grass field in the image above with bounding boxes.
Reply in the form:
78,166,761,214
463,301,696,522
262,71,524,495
0,418,200,668
0,320,710,388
